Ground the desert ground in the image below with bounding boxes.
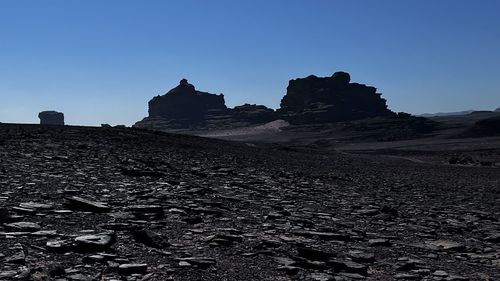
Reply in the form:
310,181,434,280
0,123,499,281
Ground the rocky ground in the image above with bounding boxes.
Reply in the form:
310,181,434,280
0,124,499,281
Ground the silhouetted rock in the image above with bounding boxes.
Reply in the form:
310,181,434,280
229,104,277,124
149,79,227,122
39,111,64,125
135,80,276,130
495,107,500,112
278,72,394,124
135,79,226,129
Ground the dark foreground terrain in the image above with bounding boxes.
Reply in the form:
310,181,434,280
0,124,498,281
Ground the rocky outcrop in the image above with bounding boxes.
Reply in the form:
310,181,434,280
135,72,396,131
39,111,64,125
495,108,500,112
135,80,276,130
148,79,226,121
135,79,228,129
278,72,394,124
230,104,277,124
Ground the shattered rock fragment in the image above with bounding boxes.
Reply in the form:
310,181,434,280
133,229,170,249
74,233,115,252
4,222,41,232
118,263,148,275
66,196,111,213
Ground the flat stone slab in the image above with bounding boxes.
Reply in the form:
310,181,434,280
66,196,111,213
425,240,465,252
74,233,115,251
19,202,54,210
118,263,148,275
4,222,41,232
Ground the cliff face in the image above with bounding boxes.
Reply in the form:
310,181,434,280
148,79,227,121
279,72,394,124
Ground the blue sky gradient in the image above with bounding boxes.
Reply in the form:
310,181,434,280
1,0,499,125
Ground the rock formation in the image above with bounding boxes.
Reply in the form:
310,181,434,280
278,72,394,124
136,79,227,129
149,79,226,121
38,111,64,125
135,80,276,130
230,104,277,124
135,72,397,131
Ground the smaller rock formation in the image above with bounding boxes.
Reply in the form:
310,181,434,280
278,72,394,124
230,104,277,124
39,111,64,125
135,73,397,131
495,107,500,112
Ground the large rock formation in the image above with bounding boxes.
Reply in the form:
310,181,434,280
135,72,397,131
135,80,276,130
39,111,64,125
278,72,394,124
149,79,227,121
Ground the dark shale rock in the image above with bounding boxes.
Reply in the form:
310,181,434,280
74,233,115,252
118,263,148,275
296,247,336,261
120,167,164,178
0,124,499,280
46,239,76,253
485,233,500,243
66,196,111,213
133,229,170,249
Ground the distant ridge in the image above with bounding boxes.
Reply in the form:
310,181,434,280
420,108,500,117
419,110,475,118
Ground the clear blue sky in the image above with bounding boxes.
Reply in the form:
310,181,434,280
1,0,499,126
